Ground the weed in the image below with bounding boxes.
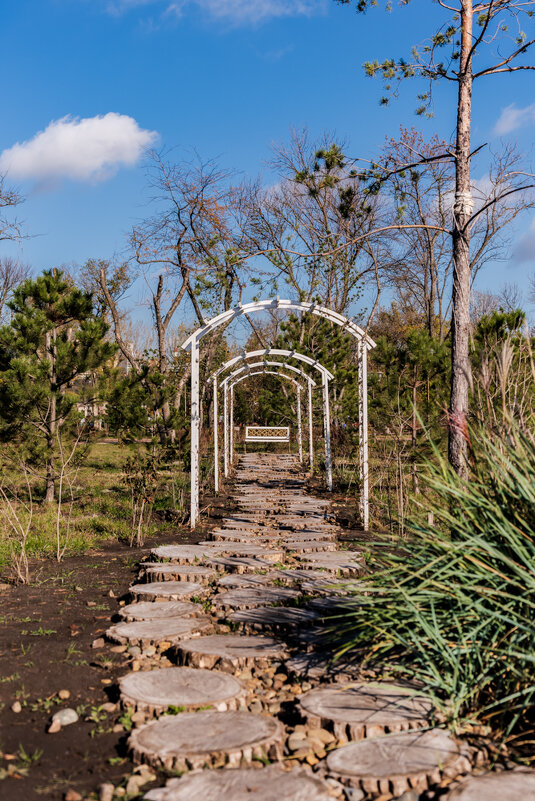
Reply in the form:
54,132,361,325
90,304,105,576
20,627,56,637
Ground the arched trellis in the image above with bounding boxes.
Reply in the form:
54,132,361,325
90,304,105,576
208,349,335,493
224,368,312,473
219,362,318,481
181,299,375,530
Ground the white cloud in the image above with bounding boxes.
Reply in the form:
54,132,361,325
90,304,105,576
0,113,158,184
107,0,326,25
493,103,535,136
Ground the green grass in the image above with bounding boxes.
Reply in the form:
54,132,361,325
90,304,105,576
327,428,535,746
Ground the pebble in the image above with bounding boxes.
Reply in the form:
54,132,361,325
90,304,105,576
99,783,115,801
64,790,82,801
110,645,127,653
11,701,22,713
131,660,141,672
58,689,71,700
52,708,79,727
48,719,62,734
92,637,105,649
112,724,124,733
101,702,117,713
288,732,312,752
129,645,142,656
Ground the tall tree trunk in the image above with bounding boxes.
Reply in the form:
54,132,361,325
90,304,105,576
449,0,474,477
45,328,57,503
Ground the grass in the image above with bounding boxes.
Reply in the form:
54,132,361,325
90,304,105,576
327,428,535,750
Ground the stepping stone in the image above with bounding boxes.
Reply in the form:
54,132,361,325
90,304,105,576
229,606,319,633
285,653,358,681
119,601,202,622
283,540,337,553
119,667,246,715
217,573,275,589
151,545,212,564
176,634,288,672
198,542,284,563
144,764,333,801
106,616,212,647
129,581,206,601
298,552,364,576
214,587,300,611
299,682,433,739
129,709,285,771
142,564,217,583
444,771,535,800
206,556,273,574
326,728,470,795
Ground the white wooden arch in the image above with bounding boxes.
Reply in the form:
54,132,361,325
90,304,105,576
220,363,319,480
182,298,375,529
211,348,334,382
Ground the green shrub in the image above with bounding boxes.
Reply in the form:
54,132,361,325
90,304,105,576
328,428,535,739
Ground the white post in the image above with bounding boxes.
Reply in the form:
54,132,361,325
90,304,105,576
361,344,369,530
213,376,219,494
308,379,314,472
297,385,303,462
223,382,229,478
190,337,200,528
322,374,333,491
230,385,234,465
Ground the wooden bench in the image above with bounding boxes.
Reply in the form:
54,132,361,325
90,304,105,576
245,426,290,443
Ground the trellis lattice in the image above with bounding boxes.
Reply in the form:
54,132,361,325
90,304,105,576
245,426,290,443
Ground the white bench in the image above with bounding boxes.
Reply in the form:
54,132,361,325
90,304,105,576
245,426,290,443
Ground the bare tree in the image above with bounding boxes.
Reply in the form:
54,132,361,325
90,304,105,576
0,174,24,245
0,257,31,321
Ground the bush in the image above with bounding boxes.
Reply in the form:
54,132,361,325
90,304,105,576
328,428,535,741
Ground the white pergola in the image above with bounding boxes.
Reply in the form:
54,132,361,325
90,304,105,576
181,298,375,530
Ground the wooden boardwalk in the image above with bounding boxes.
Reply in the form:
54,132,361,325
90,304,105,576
101,453,532,799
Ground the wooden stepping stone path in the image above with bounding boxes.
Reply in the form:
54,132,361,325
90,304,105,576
198,541,284,563
283,540,337,553
298,551,364,576
229,606,319,633
119,600,201,621
214,586,300,611
144,764,333,801
299,682,433,739
206,556,273,574
217,573,274,589
106,615,212,647
176,634,288,672
444,771,535,800
286,652,358,681
119,667,246,715
325,728,470,795
129,709,285,771
129,581,206,601
141,563,217,583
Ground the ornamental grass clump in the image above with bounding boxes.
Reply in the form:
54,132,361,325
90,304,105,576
329,429,535,741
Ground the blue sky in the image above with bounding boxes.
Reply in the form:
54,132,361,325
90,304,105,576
2,0,535,317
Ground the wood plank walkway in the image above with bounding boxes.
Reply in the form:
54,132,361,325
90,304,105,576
100,453,533,800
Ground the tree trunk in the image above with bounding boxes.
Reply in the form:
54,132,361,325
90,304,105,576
449,0,474,478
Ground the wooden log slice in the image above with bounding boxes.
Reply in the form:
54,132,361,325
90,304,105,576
214,587,300,611
119,667,246,715
142,564,217,584
298,552,364,577
300,682,433,741
129,709,285,771
129,581,206,602
151,545,211,564
325,728,471,795
206,556,272,574
176,634,288,672
285,653,359,682
119,601,202,622
283,540,338,554
444,771,535,800
198,542,284,563
144,764,333,801
217,574,275,589
106,615,212,647
229,606,319,634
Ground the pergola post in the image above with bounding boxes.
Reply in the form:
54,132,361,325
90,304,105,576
213,376,219,494
230,385,235,465
223,382,229,478
358,342,370,530
322,374,332,491
296,385,303,462
308,379,314,473
190,337,200,528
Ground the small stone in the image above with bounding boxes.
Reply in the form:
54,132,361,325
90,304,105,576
100,702,117,713
48,719,62,734
288,732,312,752
52,708,79,727
129,646,142,656
58,689,71,700
131,711,146,724
115,789,126,798
131,660,141,672
118,600,126,606
108,589,116,598
344,789,365,801
306,754,319,766
143,646,156,657
393,793,420,801
112,724,124,733
99,783,114,801
101,678,112,685
65,790,83,801
308,727,335,745
11,701,22,713
92,637,105,649
110,645,127,653
75,586,83,592
87,601,97,607
249,699,263,714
